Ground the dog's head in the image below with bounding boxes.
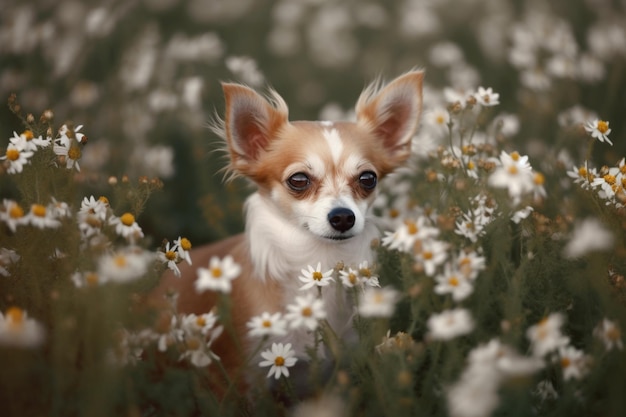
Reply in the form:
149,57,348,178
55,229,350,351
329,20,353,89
219,70,424,241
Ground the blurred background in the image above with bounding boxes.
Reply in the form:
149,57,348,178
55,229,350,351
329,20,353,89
1,0,625,246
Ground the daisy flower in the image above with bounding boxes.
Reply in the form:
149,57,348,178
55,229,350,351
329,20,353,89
566,162,597,190
181,312,220,336
456,249,486,280
298,262,334,290
511,205,534,224
556,345,589,380
427,308,475,341
53,140,82,171
0,307,46,348
339,266,361,288
155,315,184,352
526,313,570,357
434,264,474,301
25,203,61,229
78,195,109,221
259,342,298,379
247,312,288,338
285,293,326,331
474,86,500,106
358,286,399,318
1,143,34,174
109,212,144,242
195,255,241,294
488,150,535,204
179,329,222,367
562,217,614,259
71,271,101,287
97,247,153,284
593,318,623,351
9,130,51,151
356,261,380,287
414,238,448,277
56,124,87,147
174,236,192,265
158,241,181,277
0,199,28,232
584,119,612,145
382,216,440,253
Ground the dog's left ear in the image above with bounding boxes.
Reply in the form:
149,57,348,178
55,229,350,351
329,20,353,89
356,70,424,169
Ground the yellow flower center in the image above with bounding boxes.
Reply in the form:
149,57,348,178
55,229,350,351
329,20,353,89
32,204,47,217
508,165,519,175
606,326,621,341
423,251,433,260
9,204,24,219
5,148,20,161
114,255,127,268
578,166,587,177
211,267,223,278
389,208,399,219
301,307,312,317
560,357,571,369
165,250,177,261
467,160,475,170
22,130,34,141
604,174,616,185
85,272,99,286
98,196,109,206
274,356,285,366
597,120,609,134
180,237,192,251
186,337,201,350
359,268,372,278
120,213,135,226
196,317,206,327
68,146,81,161
6,306,24,324
534,172,545,185
448,276,460,287
436,114,446,125
510,151,520,161
262,320,272,328
405,220,418,235
348,273,357,284
312,271,323,281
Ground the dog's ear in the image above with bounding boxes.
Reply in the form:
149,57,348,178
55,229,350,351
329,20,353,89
222,83,288,173
355,70,424,167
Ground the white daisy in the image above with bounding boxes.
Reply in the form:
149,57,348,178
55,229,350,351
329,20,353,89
298,262,334,290
0,199,28,232
9,130,51,151
285,293,326,331
195,255,241,294
488,150,535,204
474,86,500,106
174,236,192,265
434,263,474,301
25,203,61,229
593,318,623,351
158,241,181,277
0,307,46,348
259,342,298,379
584,119,612,145
456,249,486,280
414,238,448,277
179,329,222,367
97,247,153,284
526,313,570,357
181,312,220,336
356,261,380,287
78,195,109,221
382,216,440,253
562,217,614,259
53,140,82,171
247,312,288,338
339,267,362,288
427,308,475,341
109,212,144,242
358,286,399,318
556,345,589,380
1,143,34,174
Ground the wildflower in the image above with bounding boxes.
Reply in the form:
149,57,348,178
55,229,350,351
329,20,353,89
174,236,192,265
0,307,46,348
339,266,361,288
79,195,109,221
53,140,82,171
567,162,597,190
25,203,61,229
0,248,19,277
414,238,448,277
434,264,474,301
158,241,181,277
155,314,184,352
356,261,380,287
49,197,72,219
179,331,222,367
591,166,621,202
0,199,28,232
181,312,220,336
9,130,51,151
562,218,614,259
526,313,570,357
109,212,144,242
358,286,399,318
584,119,612,145
456,249,486,280
56,124,87,147
593,318,623,351
454,212,487,243
97,247,153,283
556,345,589,380
298,262,334,290
427,308,475,341
423,107,450,135
511,205,534,224
488,150,535,204
1,143,34,174
71,270,101,287
285,293,326,331
474,86,500,106
195,255,241,294
247,312,288,338
259,342,298,379
382,216,440,253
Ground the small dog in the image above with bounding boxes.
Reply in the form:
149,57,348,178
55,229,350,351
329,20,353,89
151,70,423,394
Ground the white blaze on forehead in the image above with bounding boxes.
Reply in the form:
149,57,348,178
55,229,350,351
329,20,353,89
323,128,344,165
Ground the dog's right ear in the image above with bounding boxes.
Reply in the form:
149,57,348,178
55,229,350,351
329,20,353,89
222,83,289,174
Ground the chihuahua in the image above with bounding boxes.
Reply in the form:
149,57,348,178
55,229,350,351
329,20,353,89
151,70,424,394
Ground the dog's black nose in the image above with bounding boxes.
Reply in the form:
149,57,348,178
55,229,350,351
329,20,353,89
328,207,356,232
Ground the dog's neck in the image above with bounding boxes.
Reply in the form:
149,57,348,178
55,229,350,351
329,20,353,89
244,192,379,283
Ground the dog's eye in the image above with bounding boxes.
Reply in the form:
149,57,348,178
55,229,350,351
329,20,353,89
287,173,311,191
358,171,377,190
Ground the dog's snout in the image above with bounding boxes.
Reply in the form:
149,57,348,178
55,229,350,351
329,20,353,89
328,207,356,233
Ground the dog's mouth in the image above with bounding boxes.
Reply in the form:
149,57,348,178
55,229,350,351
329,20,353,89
303,223,355,241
